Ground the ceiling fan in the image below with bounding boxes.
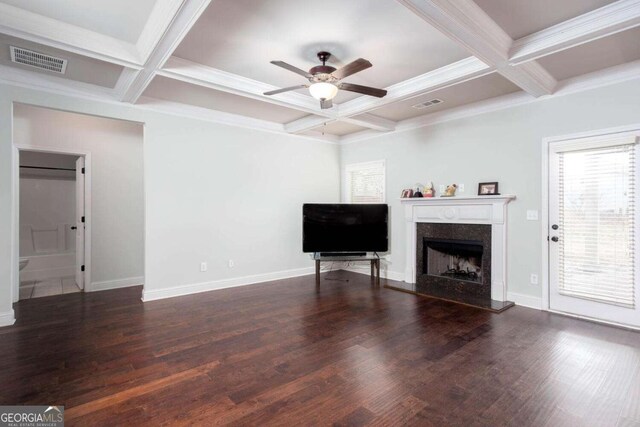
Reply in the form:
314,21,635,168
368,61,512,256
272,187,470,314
263,51,387,109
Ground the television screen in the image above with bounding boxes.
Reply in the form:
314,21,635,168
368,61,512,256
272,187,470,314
303,204,388,253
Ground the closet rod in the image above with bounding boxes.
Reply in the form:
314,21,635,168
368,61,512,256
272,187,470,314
20,166,76,172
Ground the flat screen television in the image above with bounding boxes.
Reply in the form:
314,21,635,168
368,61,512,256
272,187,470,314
303,203,388,253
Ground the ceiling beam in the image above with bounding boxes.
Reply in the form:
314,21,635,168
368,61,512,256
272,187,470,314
285,115,335,134
157,57,337,117
0,3,142,69
396,0,557,97
341,113,396,132
337,56,491,117
510,0,640,64
119,0,212,103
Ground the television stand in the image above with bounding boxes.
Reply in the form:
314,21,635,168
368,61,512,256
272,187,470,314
313,252,381,287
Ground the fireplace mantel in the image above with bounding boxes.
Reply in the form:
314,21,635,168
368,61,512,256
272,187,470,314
401,195,515,301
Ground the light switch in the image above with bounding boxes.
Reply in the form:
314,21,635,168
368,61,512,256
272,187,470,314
526,210,539,221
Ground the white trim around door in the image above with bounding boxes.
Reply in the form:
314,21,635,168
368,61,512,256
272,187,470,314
11,144,93,303
541,123,640,330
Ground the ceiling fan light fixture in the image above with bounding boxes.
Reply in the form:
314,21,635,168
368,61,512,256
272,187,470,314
309,82,338,101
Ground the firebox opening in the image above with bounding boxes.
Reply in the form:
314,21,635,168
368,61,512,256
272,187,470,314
423,238,483,284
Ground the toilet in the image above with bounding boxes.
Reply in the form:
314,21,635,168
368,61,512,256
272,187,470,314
19,258,29,271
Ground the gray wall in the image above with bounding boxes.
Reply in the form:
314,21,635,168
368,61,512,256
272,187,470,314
340,78,640,301
0,83,340,324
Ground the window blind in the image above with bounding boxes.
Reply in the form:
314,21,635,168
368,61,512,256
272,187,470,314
558,143,636,308
345,161,385,203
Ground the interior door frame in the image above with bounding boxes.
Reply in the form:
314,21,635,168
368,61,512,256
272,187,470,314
11,144,92,302
541,123,640,325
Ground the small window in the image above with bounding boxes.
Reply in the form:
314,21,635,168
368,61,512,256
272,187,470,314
345,160,385,203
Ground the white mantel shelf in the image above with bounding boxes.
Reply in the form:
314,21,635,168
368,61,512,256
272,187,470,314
401,194,516,302
400,195,516,203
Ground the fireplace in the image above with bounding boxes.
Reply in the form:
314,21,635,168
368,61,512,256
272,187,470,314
423,238,483,283
416,223,492,300
399,195,515,311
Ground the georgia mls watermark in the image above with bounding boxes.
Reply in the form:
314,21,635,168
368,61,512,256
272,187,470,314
0,406,64,427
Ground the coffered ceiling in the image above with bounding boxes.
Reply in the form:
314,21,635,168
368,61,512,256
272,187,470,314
0,0,639,143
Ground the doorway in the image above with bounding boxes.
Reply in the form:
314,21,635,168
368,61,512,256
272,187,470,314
17,149,89,299
545,128,640,328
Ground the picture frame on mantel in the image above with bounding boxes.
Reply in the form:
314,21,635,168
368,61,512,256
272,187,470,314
478,182,500,195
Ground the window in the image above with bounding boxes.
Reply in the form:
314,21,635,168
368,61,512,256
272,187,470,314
345,160,385,203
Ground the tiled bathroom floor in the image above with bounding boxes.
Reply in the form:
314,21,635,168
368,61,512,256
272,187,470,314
19,276,81,299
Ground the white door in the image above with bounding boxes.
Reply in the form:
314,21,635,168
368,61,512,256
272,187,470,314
75,157,85,290
549,133,640,328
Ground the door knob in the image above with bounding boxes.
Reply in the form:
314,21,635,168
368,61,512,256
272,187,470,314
71,226,77,230
551,224,559,230
551,236,559,242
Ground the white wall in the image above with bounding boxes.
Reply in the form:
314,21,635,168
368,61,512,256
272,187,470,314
14,105,145,290
0,83,340,324
340,78,640,306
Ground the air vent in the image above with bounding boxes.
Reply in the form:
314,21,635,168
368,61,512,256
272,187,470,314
10,46,67,74
412,98,443,109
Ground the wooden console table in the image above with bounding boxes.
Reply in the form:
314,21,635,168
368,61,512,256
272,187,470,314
313,253,381,287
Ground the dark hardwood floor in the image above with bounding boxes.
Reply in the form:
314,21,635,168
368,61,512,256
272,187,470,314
1,271,639,426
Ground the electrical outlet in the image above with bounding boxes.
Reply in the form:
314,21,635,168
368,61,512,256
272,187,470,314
384,254,392,262
458,183,465,192
530,273,538,285
200,262,207,272
526,210,539,221
228,259,235,268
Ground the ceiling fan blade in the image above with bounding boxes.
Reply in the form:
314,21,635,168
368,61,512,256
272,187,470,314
331,58,372,79
339,82,387,98
320,99,333,109
264,85,308,96
270,61,312,78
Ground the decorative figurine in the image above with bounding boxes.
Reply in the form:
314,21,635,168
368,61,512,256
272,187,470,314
443,184,458,197
413,184,423,198
423,182,435,198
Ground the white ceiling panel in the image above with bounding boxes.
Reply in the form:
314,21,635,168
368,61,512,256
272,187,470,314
0,34,124,88
142,76,309,123
371,73,520,122
538,27,640,81
314,121,369,137
174,0,471,104
0,0,157,43
474,0,616,39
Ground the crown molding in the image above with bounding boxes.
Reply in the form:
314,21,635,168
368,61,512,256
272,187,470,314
340,59,640,144
158,57,336,117
510,0,640,64
0,64,115,100
121,0,212,103
396,0,556,97
0,3,143,69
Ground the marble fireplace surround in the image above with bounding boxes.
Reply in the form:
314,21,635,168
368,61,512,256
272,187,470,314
401,195,516,302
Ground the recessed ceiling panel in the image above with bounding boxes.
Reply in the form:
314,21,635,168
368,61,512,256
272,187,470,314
371,73,520,122
142,76,309,123
474,0,616,39
0,34,124,88
538,27,640,81
0,0,157,43
174,0,471,103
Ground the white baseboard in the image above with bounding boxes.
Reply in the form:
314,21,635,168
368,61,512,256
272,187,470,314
342,265,405,282
20,266,75,282
142,267,315,302
87,276,144,292
507,291,542,310
0,309,16,327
